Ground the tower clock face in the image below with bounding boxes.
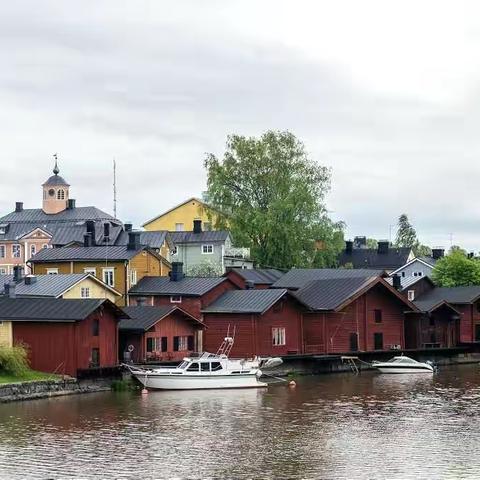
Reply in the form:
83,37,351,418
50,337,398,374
48,189,55,197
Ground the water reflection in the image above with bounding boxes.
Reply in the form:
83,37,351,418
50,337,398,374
1,365,480,479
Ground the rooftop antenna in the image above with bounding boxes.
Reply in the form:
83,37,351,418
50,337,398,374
113,158,117,219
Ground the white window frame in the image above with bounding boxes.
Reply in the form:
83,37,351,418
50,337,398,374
84,268,96,276
272,327,286,346
130,269,137,287
12,244,21,258
171,246,178,256
46,268,59,275
178,336,189,351
42,244,49,249
201,244,214,254
175,223,184,232
407,290,415,301
81,287,91,298
0,267,7,275
102,268,115,287
170,295,182,303
0,245,5,258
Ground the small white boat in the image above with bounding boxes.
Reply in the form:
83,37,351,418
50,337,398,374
124,333,283,390
372,356,435,374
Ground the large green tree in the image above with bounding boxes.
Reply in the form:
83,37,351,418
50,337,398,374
432,250,480,287
204,131,343,269
394,213,431,257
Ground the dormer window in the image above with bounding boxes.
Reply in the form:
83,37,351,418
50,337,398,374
0,224,7,235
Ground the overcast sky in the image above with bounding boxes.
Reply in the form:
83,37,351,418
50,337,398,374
1,1,479,250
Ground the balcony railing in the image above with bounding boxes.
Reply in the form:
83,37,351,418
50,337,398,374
224,247,250,259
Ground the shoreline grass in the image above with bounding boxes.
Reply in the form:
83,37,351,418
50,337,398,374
0,370,60,385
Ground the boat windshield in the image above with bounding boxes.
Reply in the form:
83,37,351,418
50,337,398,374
178,361,189,369
387,357,416,364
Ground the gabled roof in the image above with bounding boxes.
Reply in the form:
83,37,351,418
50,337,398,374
227,268,285,285
414,286,480,309
0,222,53,241
29,245,146,263
115,230,172,249
202,289,287,314
129,276,227,296
292,277,419,312
338,247,412,270
142,197,210,227
119,305,203,332
389,256,437,275
169,230,230,244
0,297,128,322
272,268,385,290
0,206,116,224
412,298,461,315
385,275,435,292
50,222,124,247
0,274,121,298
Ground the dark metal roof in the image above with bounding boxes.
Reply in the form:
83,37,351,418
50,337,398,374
338,248,412,270
29,245,143,263
229,268,285,285
0,206,116,224
272,268,385,290
42,174,69,186
115,230,171,249
202,289,287,314
119,306,202,331
385,275,435,292
0,297,127,322
169,230,230,244
291,276,377,311
50,222,124,247
129,276,226,296
414,286,480,311
0,222,53,241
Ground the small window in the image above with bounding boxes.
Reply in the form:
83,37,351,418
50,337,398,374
175,223,184,232
12,244,21,258
170,296,182,303
187,362,199,372
200,363,210,372
401,272,406,277
0,245,5,258
42,244,48,249
171,246,178,256
130,269,137,286
374,333,383,350
81,287,90,298
46,268,59,275
30,245,36,257
102,268,115,287
374,309,382,323
91,348,100,367
429,317,435,327
0,268,6,275
272,327,286,346
211,362,223,371
475,325,480,342
161,337,168,352
407,290,415,301
174,335,189,351
146,337,155,353
57,189,65,200
201,244,214,254
84,268,96,276
350,332,359,351
92,318,99,336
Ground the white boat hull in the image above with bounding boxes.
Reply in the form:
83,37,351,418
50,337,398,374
133,372,267,390
374,366,433,374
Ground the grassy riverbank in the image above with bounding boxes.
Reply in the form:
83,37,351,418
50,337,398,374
0,370,59,384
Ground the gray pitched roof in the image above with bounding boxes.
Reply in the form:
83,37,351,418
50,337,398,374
0,206,116,224
115,230,171,249
338,247,412,270
0,274,117,298
119,305,202,331
414,286,480,312
0,297,127,322
202,289,287,314
29,245,143,263
272,268,385,290
229,268,285,285
129,276,227,296
43,174,69,186
169,230,229,244
50,223,124,247
385,275,435,292
291,276,378,311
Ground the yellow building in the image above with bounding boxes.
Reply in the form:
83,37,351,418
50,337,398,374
0,321,12,347
29,235,171,306
143,197,221,232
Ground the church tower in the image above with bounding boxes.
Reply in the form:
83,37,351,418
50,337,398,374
42,159,70,214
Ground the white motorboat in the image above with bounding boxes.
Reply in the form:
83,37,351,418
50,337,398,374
372,355,435,374
124,334,283,390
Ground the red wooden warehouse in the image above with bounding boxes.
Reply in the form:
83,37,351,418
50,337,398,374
225,268,285,290
0,297,126,377
120,305,205,363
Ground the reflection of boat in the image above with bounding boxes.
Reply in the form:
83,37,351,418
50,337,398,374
372,356,435,374
124,334,283,390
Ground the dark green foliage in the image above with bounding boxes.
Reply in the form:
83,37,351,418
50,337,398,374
0,344,30,376
432,250,480,287
204,131,344,269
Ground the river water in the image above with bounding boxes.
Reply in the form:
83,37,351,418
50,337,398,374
1,364,480,479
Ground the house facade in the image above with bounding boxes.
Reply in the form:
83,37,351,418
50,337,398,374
389,249,443,281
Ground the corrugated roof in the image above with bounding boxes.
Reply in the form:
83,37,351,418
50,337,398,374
0,223,54,241
338,248,412,270
129,276,226,296
115,230,170,249
414,286,480,310
385,275,434,292
169,231,229,244
29,245,143,263
230,269,285,285
291,276,377,311
0,206,116,224
120,305,202,331
0,297,123,322
272,268,384,290
0,273,87,297
50,223,124,247
202,289,287,314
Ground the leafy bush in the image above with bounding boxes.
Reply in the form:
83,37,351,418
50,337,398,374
0,344,30,376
